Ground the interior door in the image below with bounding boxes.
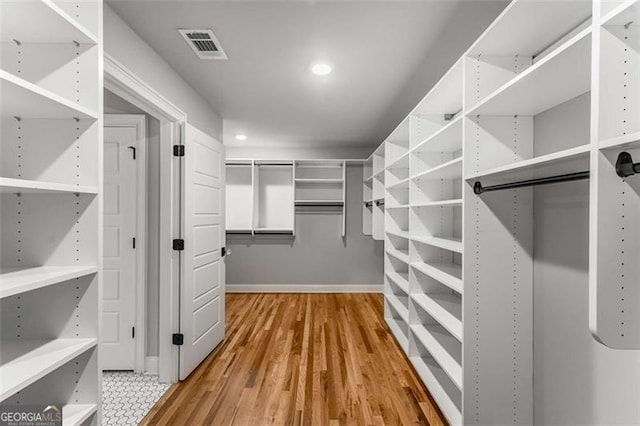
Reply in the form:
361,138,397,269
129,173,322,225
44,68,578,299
102,117,140,370
179,123,226,380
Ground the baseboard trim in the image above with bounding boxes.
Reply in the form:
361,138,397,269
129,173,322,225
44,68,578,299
144,356,159,375
226,284,383,293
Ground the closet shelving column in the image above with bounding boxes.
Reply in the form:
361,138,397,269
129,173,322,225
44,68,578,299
405,59,464,425
225,159,254,234
591,0,640,349
0,0,102,422
371,144,386,240
463,0,592,424
253,160,295,235
362,155,373,235
294,160,346,237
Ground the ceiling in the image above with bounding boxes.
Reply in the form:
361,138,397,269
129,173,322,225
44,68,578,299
107,0,507,149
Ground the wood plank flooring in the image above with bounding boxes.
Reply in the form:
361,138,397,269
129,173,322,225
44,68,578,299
141,293,446,425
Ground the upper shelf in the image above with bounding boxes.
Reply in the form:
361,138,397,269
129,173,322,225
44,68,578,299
0,70,98,120
413,116,463,154
602,0,639,25
0,177,98,195
468,0,592,56
412,158,463,181
468,29,591,116
0,266,97,299
0,0,98,45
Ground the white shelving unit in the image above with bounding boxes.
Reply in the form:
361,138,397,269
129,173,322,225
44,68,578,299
0,0,102,420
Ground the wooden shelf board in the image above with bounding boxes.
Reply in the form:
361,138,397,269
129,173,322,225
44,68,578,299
0,0,98,44
411,324,462,390
386,229,410,239
386,270,409,294
0,177,98,195
411,199,463,208
294,179,344,184
412,261,463,294
0,338,97,401
599,131,640,150
386,248,410,265
0,266,97,299
385,293,409,324
294,200,344,206
410,356,461,425
468,0,592,56
386,151,411,170
386,205,410,210
411,235,463,254
63,404,97,426
386,316,409,351
467,29,591,116
412,157,463,181
412,293,462,342
466,144,590,187
254,228,294,234
387,177,411,190
0,70,98,120
413,115,463,154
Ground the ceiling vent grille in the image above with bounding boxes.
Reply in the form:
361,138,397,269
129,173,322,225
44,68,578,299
178,29,227,60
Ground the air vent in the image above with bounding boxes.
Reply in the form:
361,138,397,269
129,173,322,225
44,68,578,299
178,29,227,60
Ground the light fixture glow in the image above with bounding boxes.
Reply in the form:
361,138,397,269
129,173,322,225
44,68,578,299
235,134,248,141
311,63,332,76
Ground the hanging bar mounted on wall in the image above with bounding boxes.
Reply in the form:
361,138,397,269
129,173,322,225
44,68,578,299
364,201,373,208
473,171,590,195
376,200,385,206
615,152,640,178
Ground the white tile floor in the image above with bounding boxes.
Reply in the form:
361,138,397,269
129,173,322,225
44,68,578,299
102,372,171,425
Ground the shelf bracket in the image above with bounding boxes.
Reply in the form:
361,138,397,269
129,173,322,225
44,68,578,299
13,116,21,122
615,152,640,179
473,171,590,194
13,39,20,46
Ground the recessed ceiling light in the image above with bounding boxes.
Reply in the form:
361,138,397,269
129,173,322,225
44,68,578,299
235,134,247,141
311,63,332,76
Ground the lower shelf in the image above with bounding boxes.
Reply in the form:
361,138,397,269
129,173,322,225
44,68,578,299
412,261,463,294
410,356,462,425
0,266,97,299
385,315,409,351
411,324,462,390
0,338,97,401
63,404,97,426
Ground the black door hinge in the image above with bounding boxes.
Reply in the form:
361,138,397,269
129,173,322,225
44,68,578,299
132,237,136,249
221,247,227,257
173,239,184,251
172,333,184,346
132,326,135,338
173,145,185,157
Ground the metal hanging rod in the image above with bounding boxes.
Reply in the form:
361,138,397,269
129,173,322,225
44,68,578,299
616,152,640,178
473,170,590,194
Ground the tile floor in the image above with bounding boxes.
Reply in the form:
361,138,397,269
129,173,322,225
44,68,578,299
102,371,171,425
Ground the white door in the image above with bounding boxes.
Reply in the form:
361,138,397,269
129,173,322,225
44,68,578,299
178,124,226,380
102,116,144,370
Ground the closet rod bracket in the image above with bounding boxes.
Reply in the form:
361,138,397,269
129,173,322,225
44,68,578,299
615,152,640,179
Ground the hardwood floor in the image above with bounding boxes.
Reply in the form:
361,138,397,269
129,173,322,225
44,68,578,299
142,293,446,425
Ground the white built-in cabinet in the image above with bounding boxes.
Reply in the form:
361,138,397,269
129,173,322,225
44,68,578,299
0,0,102,423
363,0,639,423
226,159,347,236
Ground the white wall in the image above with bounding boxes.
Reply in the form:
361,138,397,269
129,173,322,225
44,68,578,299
104,4,223,140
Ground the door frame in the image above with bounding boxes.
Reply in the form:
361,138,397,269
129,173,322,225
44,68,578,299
105,53,186,383
104,114,147,373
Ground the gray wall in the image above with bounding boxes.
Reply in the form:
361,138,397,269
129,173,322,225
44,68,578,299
226,163,384,288
104,90,161,357
104,4,223,140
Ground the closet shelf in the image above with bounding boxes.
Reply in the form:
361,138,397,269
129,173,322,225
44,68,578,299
294,179,343,184
412,293,462,342
63,404,97,426
467,28,591,116
601,0,639,26
0,338,97,401
387,176,411,190
411,199,463,208
466,144,590,187
410,356,461,425
413,115,463,154
600,132,640,150
294,200,344,206
387,315,409,350
386,270,409,294
387,151,411,170
385,294,409,324
0,0,98,44
412,157,462,181
253,228,294,234
226,229,253,234
386,204,409,210
0,177,98,195
0,266,97,299
412,261,463,294
386,229,410,239
0,70,98,120
412,235,463,254
386,248,410,265
411,324,462,390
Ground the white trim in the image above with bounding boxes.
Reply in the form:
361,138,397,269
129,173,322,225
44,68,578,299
144,356,159,375
226,284,383,293
104,53,186,384
104,114,147,374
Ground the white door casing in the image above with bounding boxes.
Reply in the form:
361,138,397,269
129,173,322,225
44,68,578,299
178,124,226,380
102,115,146,371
